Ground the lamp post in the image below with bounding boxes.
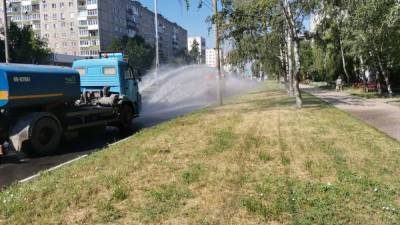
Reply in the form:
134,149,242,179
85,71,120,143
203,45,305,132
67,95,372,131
213,0,222,105
154,0,159,75
2,0,9,63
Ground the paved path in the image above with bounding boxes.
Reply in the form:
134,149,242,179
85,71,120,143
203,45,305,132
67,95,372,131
302,85,400,141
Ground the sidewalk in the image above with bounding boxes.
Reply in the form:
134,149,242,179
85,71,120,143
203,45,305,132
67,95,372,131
302,85,400,141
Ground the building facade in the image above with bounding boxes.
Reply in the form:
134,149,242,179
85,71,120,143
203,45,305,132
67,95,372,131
188,36,205,64
206,48,218,68
1,0,187,60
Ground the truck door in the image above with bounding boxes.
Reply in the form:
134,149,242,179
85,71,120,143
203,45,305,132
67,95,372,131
124,66,139,102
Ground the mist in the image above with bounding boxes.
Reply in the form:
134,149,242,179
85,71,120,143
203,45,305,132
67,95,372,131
138,65,258,122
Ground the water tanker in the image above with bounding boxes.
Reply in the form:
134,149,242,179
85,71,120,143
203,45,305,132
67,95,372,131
0,52,141,156
0,64,81,109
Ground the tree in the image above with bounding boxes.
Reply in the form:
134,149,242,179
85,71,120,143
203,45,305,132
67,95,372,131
0,23,50,64
189,39,200,64
313,0,400,96
107,35,155,75
215,0,319,108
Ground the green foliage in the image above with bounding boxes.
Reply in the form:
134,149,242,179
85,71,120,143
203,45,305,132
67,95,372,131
189,39,201,64
107,35,155,75
1,23,51,64
216,0,400,89
181,164,204,184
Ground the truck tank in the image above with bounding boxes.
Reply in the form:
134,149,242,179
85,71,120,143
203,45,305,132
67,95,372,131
0,64,80,109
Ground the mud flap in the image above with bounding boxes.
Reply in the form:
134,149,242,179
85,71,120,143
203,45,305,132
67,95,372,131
9,115,33,151
9,113,61,152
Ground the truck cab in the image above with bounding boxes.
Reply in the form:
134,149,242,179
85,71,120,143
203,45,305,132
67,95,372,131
72,52,141,115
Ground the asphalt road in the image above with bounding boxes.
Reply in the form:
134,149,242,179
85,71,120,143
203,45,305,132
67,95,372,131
0,66,257,189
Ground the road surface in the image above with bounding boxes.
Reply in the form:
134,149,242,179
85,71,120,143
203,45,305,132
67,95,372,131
0,66,257,189
303,85,400,141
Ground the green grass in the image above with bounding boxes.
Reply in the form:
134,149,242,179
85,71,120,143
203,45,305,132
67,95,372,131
1,81,400,225
348,88,382,99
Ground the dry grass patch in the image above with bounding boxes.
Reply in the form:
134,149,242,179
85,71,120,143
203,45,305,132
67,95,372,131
1,82,400,225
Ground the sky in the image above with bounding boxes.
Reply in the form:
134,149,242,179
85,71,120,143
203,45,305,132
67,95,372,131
139,0,215,48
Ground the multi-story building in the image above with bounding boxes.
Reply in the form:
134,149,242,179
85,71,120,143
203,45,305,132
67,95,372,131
41,0,80,56
1,0,188,61
133,1,187,63
206,48,223,68
188,36,206,63
206,48,217,68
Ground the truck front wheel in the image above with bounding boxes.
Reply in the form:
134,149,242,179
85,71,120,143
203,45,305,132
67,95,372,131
29,117,62,156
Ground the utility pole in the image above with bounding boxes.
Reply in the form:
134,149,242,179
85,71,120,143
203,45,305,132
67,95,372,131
213,0,223,106
154,0,159,75
2,0,10,63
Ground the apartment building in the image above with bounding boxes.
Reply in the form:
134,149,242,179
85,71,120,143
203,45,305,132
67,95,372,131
205,48,222,68
132,1,187,63
188,36,206,63
1,0,188,60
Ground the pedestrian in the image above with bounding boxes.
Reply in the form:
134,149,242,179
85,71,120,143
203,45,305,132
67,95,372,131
336,76,343,92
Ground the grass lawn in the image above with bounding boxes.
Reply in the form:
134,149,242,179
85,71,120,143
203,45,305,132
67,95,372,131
348,88,382,99
1,82,400,225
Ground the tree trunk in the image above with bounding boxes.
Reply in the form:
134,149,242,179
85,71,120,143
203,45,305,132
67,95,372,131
384,72,393,97
279,44,287,83
376,55,393,97
359,56,368,92
376,72,383,95
339,37,350,83
293,39,303,108
282,0,302,107
286,28,294,96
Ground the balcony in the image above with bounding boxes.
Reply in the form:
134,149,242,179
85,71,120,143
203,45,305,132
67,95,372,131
88,24,98,30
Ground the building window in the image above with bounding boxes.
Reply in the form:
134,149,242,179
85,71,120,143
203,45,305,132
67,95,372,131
60,3,65,8
52,13,57,20
79,30,89,36
80,40,89,46
69,2,74,7
88,9,97,16
88,19,97,25
87,0,97,5
52,3,56,8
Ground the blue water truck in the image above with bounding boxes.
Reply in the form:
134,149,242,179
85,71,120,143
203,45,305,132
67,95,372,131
0,52,141,155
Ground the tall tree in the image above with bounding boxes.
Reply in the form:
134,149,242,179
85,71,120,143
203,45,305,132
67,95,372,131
0,23,50,64
189,39,201,64
107,35,155,75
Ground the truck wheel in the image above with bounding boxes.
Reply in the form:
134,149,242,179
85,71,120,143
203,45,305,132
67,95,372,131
29,117,61,156
119,105,133,131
